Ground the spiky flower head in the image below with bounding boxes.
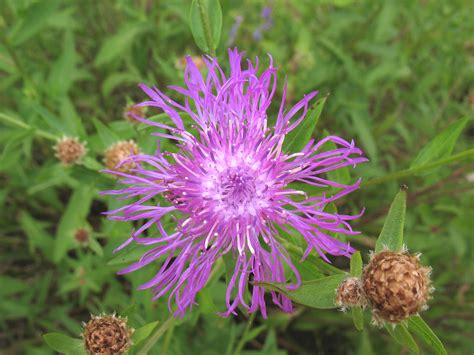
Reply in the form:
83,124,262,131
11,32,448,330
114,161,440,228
82,314,133,355
336,277,366,310
103,49,366,317
54,136,86,166
104,140,140,174
362,250,433,325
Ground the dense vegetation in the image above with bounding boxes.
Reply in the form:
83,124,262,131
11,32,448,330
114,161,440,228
1,0,473,354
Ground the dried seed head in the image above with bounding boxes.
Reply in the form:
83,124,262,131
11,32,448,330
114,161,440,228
362,251,432,325
82,314,133,355
74,228,90,244
123,104,143,123
336,277,366,310
54,137,86,166
104,140,139,174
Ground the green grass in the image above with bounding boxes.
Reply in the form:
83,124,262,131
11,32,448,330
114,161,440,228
1,0,473,354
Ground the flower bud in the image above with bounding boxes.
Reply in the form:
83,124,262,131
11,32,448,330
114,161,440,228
123,104,143,124
335,277,366,310
74,228,90,245
362,250,432,324
54,137,86,166
104,140,139,174
82,314,133,355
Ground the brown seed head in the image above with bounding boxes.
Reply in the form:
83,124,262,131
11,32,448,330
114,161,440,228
74,228,90,244
175,55,205,70
336,277,366,310
54,137,86,166
362,250,432,324
83,314,133,355
123,104,144,123
104,140,139,174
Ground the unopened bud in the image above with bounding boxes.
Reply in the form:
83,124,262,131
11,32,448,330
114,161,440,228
74,228,90,245
104,140,139,174
54,137,86,166
335,277,366,310
123,104,144,123
362,250,432,325
82,314,133,355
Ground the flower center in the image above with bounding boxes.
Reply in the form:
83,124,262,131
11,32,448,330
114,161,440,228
219,167,256,206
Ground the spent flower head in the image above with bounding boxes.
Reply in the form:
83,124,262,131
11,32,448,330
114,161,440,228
54,136,86,166
104,140,140,174
82,313,133,355
362,250,433,325
103,49,367,317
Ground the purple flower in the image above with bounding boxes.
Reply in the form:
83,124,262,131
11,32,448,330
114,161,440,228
103,49,367,318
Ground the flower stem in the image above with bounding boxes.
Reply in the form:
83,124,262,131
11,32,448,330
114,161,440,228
0,112,57,141
234,312,256,355
362,148,474,187
137,317,176,355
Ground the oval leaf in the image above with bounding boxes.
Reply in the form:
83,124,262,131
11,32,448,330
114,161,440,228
132,321,160,346
189,0,222,54
408,315,447,355
258,274,347,309
43,333,85,355
350,251,363,278
375,188,407,252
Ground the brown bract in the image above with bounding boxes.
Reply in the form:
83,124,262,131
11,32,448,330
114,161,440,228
362,251,432,324
104,140,139,174
83,314,133,355
336,277,366,310
54,137,86,166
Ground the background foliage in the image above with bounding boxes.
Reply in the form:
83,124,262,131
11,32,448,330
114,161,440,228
1,0,473,354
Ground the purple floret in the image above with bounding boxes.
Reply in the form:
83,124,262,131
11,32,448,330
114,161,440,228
102,48,367,317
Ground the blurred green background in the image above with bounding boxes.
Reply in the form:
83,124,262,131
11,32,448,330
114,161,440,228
1,0,473,354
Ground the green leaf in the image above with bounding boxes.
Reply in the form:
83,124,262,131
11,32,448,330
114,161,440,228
43,333,85,355
350,251,363,278
284,96,327,153
48,31,78,96
189,0,222,54
8,0,60,46
411,117,469,169
258,274,347,309
351,306,364,331
375,187,407,253
92,118,120,149
53,186,95,263
408,315,447,355
385,324,419,354
95,24,151,66
132,321,160,346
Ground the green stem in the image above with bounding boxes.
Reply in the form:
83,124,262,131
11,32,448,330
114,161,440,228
0,113,57,141
234,312,256,355
137,317,176,355
362,148,474,187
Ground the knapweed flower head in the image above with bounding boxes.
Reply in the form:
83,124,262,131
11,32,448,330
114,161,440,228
103,49,367,317
104,140,140,174
362,250,433,325
54,136,86,166
82,313,133,355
